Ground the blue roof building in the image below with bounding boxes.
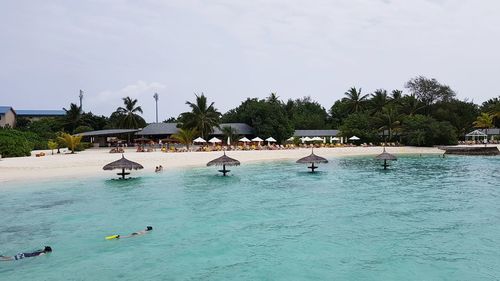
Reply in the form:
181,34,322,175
16,109,65,117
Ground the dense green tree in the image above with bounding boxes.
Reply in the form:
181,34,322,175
481,96,500,127
339,112,379,142
74,125,94,134
178,93,221,139
431,99,479,137
401,115,457,146
222,95,293,143
329,100,351,128
285,97,328,129
405,76,456,115
342,87,369,113
80,112,109,131
113,97,146,129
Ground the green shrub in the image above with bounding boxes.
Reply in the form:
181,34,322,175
74,125,94,134
401,115,457,146
0,129,34,157
75,142,93,151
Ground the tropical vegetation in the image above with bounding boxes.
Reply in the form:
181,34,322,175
1,76,499,157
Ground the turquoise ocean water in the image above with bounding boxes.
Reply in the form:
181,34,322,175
0,155,499,280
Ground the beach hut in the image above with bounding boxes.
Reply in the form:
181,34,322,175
265,137,276,146
296,149,328,172
375,147,397,170
103,154,144,179
207,151,240,176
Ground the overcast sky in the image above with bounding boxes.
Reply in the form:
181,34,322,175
1,0,499,122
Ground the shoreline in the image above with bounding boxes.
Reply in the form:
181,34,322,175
0,146,445,187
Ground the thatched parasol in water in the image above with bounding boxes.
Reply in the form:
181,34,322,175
375,147,397,170
103,154,144,179
207,151,240,176
296,149,328,172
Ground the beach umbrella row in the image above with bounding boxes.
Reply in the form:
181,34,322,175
103,146,396,180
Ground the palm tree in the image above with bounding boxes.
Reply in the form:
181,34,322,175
376,106,401,143
473,113,494,139
57,132,82,154
390,89,403,105
63,103,82,133
113,97,145,129
400,94,425,116
221,126,239,145
342,87,369,113
369,89,389,115
179,93,221,139
171,128,197,150
47,140,58,155
267,92,280,104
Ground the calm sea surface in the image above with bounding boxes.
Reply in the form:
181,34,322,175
0,155,499,280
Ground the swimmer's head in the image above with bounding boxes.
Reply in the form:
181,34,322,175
146,226,153,231
44,246,52,253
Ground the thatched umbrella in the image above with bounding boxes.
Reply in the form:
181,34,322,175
296,149,328,172
375,147,397,170
207,151,240,176
103,154,144,179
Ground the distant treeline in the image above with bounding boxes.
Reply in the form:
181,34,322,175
1,76,499,157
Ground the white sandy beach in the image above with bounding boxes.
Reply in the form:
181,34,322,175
0,146,446,186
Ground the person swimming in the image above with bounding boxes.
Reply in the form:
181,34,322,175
105,226,153,240
0,246,52,261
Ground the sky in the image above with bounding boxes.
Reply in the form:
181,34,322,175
1,0,499,122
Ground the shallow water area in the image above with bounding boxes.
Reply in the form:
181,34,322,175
0,155,499,280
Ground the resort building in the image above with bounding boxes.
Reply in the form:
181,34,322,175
0,106,65,127
135,123,180,139
0,106,16,128
211,123,255,136
78,129,141,147
135,123,255,139
16,109,65,121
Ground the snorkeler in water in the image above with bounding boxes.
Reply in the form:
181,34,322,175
106,226,153,240
0,246,52,261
